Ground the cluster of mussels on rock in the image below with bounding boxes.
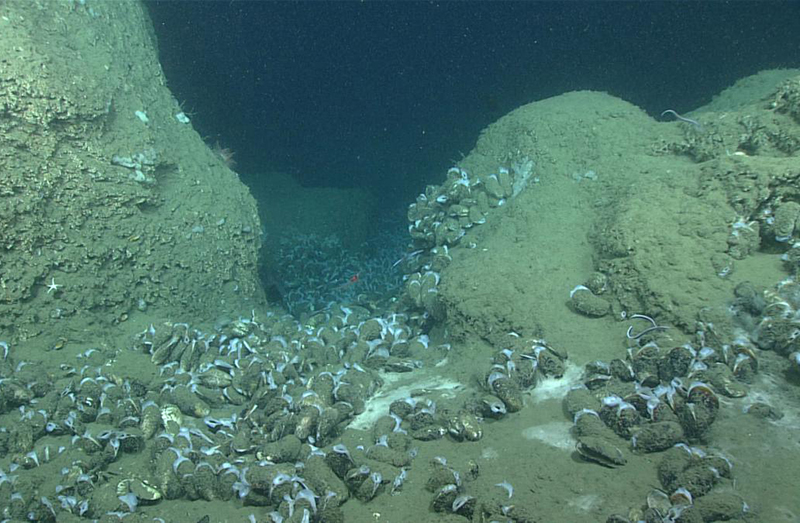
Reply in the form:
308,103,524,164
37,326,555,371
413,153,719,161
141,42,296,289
270,231,406,317
406,161,533,251
561,324,756,522
0,302,573,520
399,161,534,319
483,336,569,414
0,303,461,521
409,336,568,522
736,275,800,376
724,184,800,377
607,446,749,523
0,160,543,522
0,346,171,520
424,455,540,523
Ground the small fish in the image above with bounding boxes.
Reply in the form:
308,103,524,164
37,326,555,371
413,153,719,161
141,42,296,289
336,273,360,290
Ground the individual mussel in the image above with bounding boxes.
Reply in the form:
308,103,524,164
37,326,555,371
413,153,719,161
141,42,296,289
658,345,696,382
575,436,627,467
446,410,483,441
485,369,523,413
628,342,662,387
677,381,719,441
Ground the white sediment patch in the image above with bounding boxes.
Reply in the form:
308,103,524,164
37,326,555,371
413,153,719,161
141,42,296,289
481,447,500,460
521,421,574,450
530,363,583,403
348,371,465,431
568,494,601,512
521,364,582,450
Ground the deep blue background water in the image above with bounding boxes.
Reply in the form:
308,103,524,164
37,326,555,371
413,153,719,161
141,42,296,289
147,1,800,205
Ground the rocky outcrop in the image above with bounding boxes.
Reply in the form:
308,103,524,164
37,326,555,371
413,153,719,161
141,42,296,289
0,0,264,343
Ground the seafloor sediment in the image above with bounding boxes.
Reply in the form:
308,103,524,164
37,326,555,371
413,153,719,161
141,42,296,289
1,1,800,522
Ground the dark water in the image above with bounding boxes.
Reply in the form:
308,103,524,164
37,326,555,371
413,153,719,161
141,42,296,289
147,1,800,201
